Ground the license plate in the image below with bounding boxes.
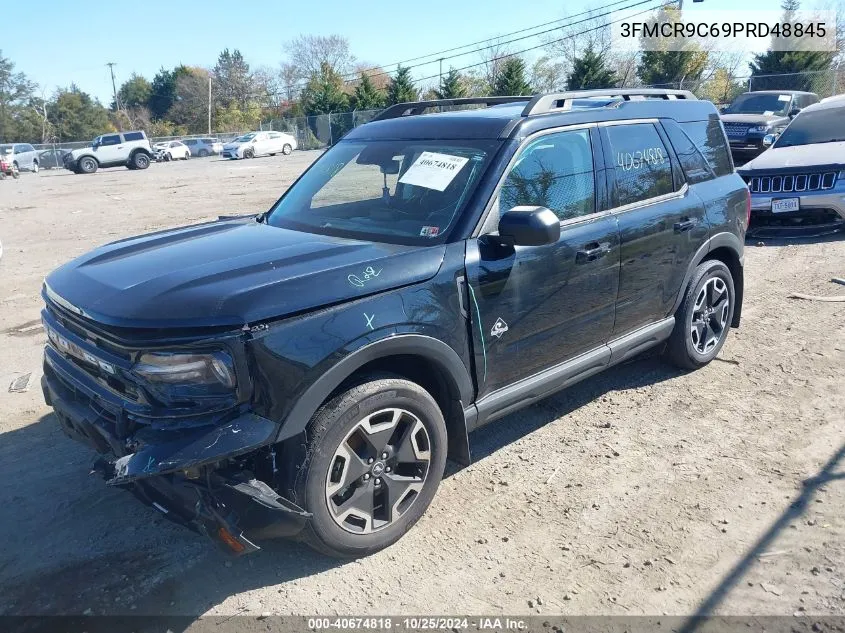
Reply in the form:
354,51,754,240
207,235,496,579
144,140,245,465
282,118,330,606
772,198,800,213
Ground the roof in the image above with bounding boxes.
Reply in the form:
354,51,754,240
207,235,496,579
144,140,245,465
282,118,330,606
741,90,817,95
801,96,845,113
344,90,718,142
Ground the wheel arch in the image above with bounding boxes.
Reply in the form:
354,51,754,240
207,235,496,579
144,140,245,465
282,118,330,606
671,232,744,327
277,335,473,463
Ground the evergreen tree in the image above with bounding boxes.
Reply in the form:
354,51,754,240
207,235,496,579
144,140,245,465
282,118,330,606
435,68,466,99
301,62,349,115
352,73,386,110
566,45,618,90
749,1,833,91
213,49,255,109
147,66,190,119
0,50,36,142
115,74,151,110
48,86,112,142
386,66,418,105
492,57,532,96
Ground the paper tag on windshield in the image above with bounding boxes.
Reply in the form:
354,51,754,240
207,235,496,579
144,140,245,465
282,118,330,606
763,111,774,116
399,152,469,191
778,95,791,101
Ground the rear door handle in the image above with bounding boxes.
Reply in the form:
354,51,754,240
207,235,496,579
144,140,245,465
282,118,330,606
674,219,696,233
576,242,610,263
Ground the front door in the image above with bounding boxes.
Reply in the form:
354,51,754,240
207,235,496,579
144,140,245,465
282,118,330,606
96,134,124,165
465,126,620,398
599,121,709,337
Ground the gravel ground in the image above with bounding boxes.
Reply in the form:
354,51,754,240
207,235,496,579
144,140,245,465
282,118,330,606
0,153,843,620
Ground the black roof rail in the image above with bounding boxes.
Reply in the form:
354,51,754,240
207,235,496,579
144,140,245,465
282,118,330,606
372,96,532,121
521,89,697,116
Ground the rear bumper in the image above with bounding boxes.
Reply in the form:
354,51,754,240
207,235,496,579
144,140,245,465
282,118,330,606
42,348,310,554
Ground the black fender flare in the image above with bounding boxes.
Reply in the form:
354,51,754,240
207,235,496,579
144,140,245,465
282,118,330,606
276,334,474,444
670,231,745,323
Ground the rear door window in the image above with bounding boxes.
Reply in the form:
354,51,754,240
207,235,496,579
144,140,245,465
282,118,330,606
605,123,674,207
679,119,734,177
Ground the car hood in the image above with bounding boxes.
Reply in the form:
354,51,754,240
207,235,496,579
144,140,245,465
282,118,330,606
737,142,845,172
721,113,789,126
44,219,446,329
223,142,247,150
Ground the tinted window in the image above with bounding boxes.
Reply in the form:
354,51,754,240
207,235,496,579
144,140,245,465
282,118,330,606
500,129,595,222
726,93,792,115
184,139,197,145
606,123,673,207
774,107,845,148
23,144,34,152
101,134,121,146
680,119,734,177
662,121,714,184
123,132,144,141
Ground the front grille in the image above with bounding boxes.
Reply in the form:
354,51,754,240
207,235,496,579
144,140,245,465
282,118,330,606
743,172,837,194
724,123,751,137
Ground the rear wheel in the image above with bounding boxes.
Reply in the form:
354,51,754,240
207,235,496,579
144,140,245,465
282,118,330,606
282,143,293,155
666,260,735,370
296,376,447,558
133,152,150,170
78,156,98,174
198,149,210,157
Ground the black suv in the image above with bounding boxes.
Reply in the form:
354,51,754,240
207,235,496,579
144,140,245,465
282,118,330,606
40,90,749,558
720,90,819,160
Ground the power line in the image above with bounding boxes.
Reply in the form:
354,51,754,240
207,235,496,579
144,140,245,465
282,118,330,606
337,0,649,81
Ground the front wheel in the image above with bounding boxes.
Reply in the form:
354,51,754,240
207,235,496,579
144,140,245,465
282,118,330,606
666,260,735,370
78,157,97,174
295,376,447,558
243,148,255,159
282,143,292,155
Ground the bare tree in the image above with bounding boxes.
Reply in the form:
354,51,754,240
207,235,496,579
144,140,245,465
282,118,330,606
285,34,356,79
352,62,391,90
477,38,514,90
279,62,302,101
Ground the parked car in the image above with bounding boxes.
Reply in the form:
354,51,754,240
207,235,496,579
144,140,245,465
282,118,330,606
38,148,71,170
720,90,819,161
64,131,153,174
153,140,191,162
0,143,40,173
221,131,297,159
0,153,19,179
738,97,845,229
183,137,224,157
40,90,748,558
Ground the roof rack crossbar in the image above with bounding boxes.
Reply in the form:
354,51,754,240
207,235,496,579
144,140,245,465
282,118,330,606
521,89,697,116
372,96,533,122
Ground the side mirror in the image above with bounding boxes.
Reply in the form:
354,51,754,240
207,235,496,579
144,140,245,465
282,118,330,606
497,206,560,246
763,134,776,147
789,107,801,118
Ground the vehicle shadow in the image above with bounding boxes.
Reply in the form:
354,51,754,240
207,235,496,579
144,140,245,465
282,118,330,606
0,351,682,620
678,440,845,633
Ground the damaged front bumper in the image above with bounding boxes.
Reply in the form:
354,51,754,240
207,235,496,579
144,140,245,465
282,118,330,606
42,344,310,555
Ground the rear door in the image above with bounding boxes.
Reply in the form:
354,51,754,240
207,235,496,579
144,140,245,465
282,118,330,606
599,120,709,338
465,125,620,398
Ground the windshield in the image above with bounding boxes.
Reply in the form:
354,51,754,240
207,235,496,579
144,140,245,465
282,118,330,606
774,107,845,148
234,133,256,143
266,139,499,245
0,144,12,154
726,93,792,115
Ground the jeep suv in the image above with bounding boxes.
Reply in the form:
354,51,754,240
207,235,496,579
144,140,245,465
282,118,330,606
40,91,749,558
64,130,153,174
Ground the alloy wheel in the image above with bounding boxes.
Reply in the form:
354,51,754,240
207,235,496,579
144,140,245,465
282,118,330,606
690,277,730,354
325,408,431,534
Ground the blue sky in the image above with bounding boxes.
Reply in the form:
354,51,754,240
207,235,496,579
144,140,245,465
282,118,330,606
5,0,780,103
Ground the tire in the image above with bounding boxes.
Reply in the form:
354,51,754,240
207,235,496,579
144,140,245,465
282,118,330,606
164,153,172,162
244,148,255,159
78,157,98,174
666,259,735,370
282,143,293,155
132,152,150,170
295,375,448,558
32,160,39,174
269,153,276,156
197,149,210,158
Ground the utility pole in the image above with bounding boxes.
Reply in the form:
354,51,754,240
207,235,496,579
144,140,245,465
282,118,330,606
439,58,444,89
106,62,122,131
208,75,212,135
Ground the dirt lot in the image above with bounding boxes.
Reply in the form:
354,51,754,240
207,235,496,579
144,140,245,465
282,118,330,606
0,153,843,621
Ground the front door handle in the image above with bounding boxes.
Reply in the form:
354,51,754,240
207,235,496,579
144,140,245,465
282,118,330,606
576,242,610,263
674,218,696,233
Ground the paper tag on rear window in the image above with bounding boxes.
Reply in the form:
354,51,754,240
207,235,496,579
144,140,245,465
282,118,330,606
778,95,791,101
399,152,469,191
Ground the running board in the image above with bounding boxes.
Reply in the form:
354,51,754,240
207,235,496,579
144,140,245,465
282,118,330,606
471,317,674,430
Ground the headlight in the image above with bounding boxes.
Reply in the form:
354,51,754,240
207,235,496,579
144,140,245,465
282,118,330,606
134,351,236,388
749,125,769,133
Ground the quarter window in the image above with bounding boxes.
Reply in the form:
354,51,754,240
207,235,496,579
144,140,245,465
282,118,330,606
680,118,734,177
605,123,673,207
662,121,714,185
123,132,144,141
500,129,595,222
